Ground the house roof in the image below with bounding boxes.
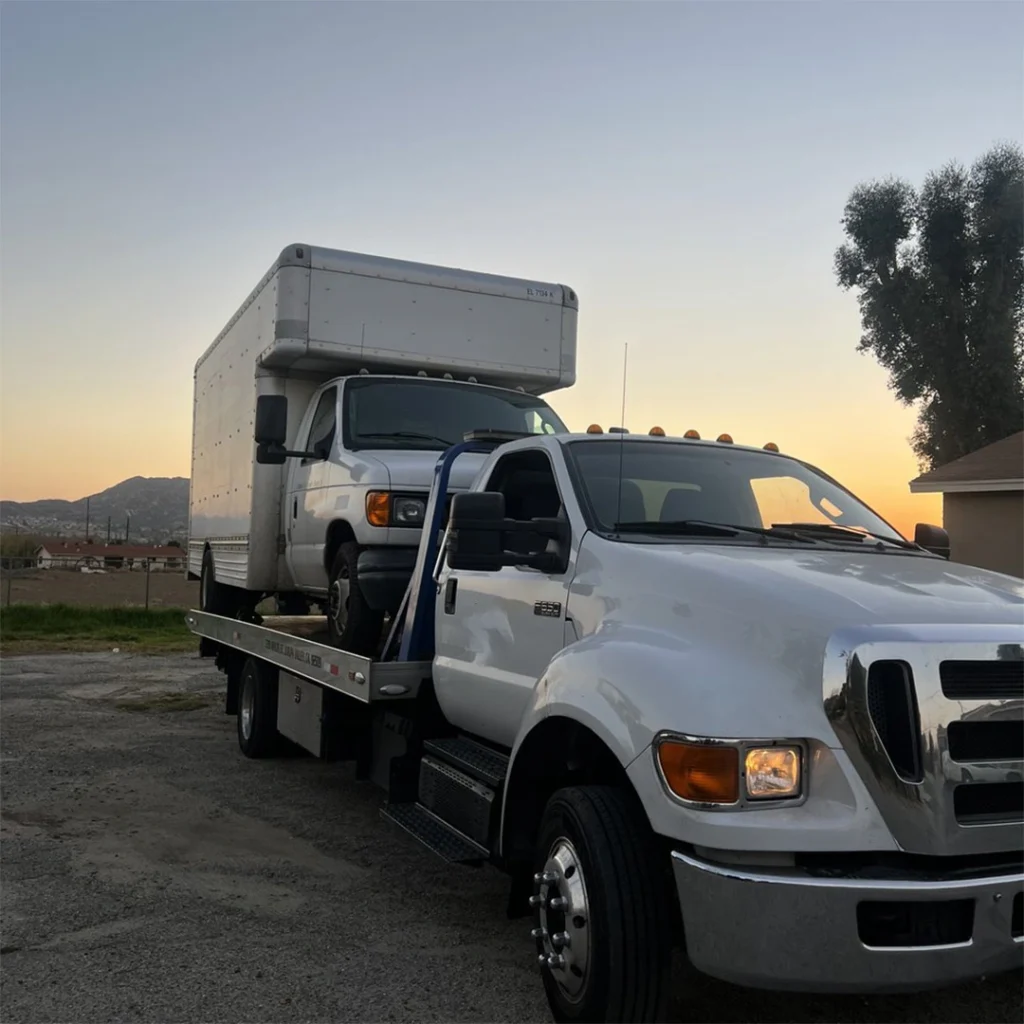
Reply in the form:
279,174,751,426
36,541,184,559
909,431,1024,494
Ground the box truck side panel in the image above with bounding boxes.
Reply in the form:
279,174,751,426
189,265,312,590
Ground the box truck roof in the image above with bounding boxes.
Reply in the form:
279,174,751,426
198,244,578,396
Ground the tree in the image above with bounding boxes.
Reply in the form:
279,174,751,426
834,141,1024,469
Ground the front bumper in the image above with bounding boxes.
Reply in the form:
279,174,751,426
672,849,1023,993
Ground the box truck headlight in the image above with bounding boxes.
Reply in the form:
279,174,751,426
744,746,801,799
366,492,428,528
392,496,426,526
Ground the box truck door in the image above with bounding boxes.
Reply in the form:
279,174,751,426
286,385,338,590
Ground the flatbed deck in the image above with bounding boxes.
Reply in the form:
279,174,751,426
184,610,430,702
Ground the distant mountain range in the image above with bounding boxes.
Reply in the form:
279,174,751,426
0,477,190,544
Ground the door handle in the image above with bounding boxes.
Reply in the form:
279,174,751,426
443,578,458,614
293,498,298,519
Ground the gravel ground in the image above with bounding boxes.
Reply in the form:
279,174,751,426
1,652,1020,1023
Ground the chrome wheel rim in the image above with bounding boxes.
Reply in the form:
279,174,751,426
531,837,591,1000
239,678,255,741
328,572,350,635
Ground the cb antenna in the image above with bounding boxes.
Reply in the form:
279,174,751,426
614,342,628,531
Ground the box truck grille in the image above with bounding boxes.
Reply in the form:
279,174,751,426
824,633,1024,857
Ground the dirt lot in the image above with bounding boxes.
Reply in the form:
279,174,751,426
2,569,198,609
1,652,1021,1023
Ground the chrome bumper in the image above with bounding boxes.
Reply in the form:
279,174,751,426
672,850,1024,993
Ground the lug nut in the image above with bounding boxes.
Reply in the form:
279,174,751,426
545,953,566,969
552,931,570,948
528,894,545,907
534,870,557,884
549,896,568,910
530,927,547,940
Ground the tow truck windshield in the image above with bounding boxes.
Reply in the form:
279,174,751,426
567,439,911,548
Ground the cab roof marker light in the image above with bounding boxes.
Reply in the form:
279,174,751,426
467,375,478,383
443,372,453,380
586,423,604,434
649,426,665,436
763,441,779,452
417,370,428,377
683,429,700,439
717,433,734,444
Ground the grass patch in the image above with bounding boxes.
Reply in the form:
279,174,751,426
0,604,194,654
115,692,212,713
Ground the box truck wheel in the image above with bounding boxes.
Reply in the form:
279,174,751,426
237,657,279,758
531,786,671,1023
327,542,383,655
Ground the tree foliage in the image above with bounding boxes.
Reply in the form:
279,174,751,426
834,141,1024,469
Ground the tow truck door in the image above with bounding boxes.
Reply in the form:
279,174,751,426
433,444,579,749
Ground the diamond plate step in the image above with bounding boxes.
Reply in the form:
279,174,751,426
423,736,509,788
381,801,488,865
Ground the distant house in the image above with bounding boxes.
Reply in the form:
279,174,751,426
35,541,185,572
909,431,1023,579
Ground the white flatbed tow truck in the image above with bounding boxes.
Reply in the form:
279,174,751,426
187,419,1024,1022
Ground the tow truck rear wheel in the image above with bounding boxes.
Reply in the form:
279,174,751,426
236,657,279,759
532,785,672,1023
327,542,383,655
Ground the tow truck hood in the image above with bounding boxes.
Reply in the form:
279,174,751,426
637,543,1024,627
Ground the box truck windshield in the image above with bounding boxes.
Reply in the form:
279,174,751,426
344,377,568,451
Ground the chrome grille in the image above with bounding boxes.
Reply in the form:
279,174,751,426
823,625,1024,857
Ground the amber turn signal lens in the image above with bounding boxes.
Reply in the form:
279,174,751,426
716,433,734,444
649,426,666,436
763,441,779,452
657,741,739,804
366,491,391,527
683,429,700,439
586,423,604,434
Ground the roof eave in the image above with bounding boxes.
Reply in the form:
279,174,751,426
909,478,1024,494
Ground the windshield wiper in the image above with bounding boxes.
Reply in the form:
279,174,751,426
612,520,816,542
769,522,921,551
358,431,456,447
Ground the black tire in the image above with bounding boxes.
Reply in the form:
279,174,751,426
326,541,383,655
236,657,279,758
532,785,672,1023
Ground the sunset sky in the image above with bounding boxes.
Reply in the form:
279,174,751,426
2,2,1021,537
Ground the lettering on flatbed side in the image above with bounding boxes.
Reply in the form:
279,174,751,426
263,637,323,669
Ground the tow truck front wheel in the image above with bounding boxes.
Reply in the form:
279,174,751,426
532,786,672,1023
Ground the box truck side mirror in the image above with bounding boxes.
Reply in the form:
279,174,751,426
255,395,288,446
914,522,950,559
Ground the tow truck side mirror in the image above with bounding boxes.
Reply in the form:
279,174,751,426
447,492,506,571
914,522,950,559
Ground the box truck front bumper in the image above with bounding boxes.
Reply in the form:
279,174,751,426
671,849,1023,993
357,548,417,612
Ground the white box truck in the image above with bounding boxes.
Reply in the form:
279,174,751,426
188,244,577,652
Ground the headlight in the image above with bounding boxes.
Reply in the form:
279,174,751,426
392,496,426,526
366,492,428,528
744,746,801,799
654,734,804,808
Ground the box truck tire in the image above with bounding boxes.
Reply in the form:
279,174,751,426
327,542,384,655
532,786,672,1023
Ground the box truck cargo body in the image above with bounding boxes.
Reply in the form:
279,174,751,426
188,244,578,650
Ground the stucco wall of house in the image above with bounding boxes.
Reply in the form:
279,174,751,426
944,490,1024,579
